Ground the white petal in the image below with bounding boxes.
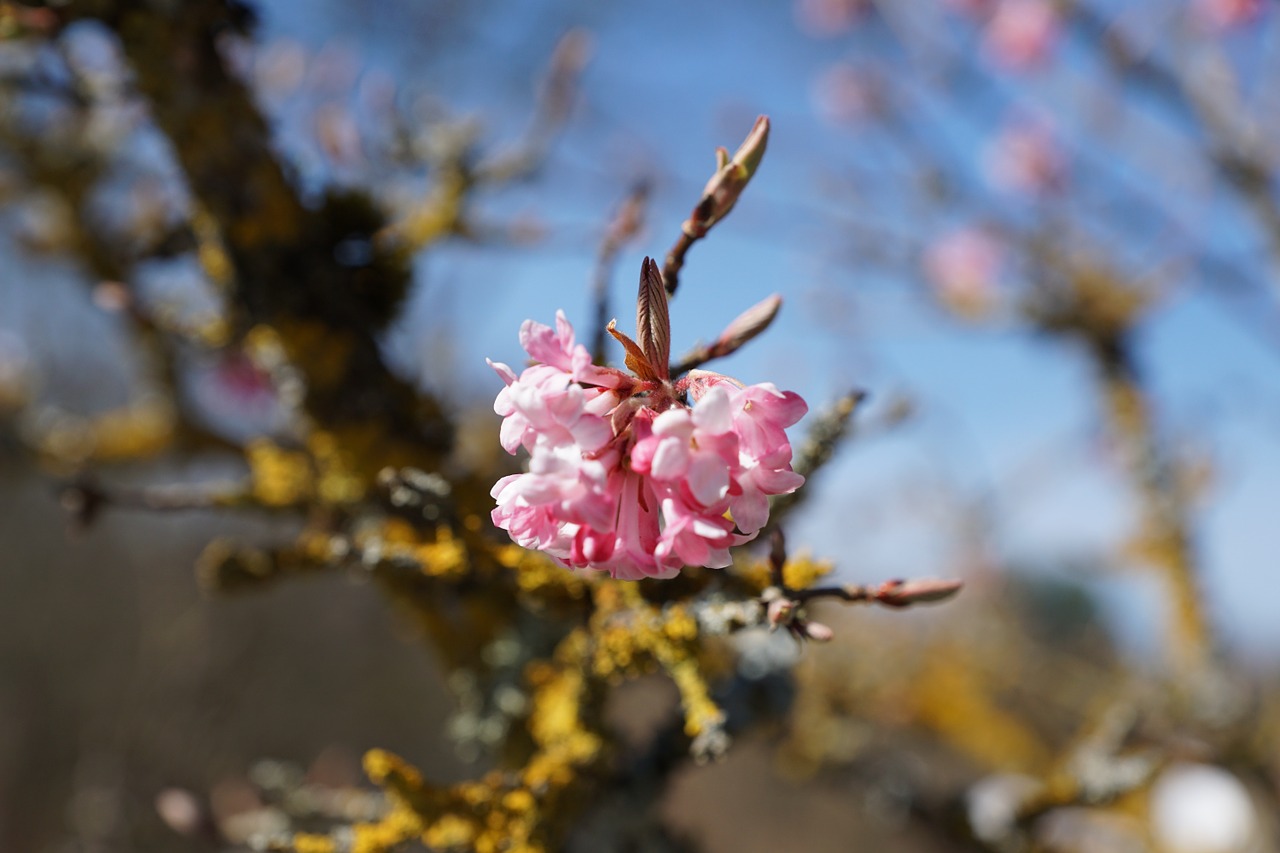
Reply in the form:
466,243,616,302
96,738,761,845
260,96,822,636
650,438,690,480
692,385,733,434
687,453,730,505
652,407,693,438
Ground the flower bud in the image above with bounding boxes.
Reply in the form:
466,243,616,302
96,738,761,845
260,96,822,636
875,578,964,607
682,116,770,239
765,594,796,630
801,620,835,643
714,294,782,358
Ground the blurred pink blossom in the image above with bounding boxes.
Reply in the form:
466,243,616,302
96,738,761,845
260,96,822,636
811,63,883,125
984,118,1067,196
922,227,1005,316
212,352,277,407
983,0,1060,70
313,102,364,169
309,40,361,95
943,0,997,16
1194,0,1265,30
794,0,870,37
490,261,806,580
253,38,308,100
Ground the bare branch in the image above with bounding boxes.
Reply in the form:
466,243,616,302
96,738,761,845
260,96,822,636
663,116,769,297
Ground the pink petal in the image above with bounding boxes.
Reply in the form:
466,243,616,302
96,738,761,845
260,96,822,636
692,385,733,434
745,383,808,427
687,452,730,505
490,473,521,500
488,358,517,387
652,407,693,438
578,362,629,389
682,369,740,402
650,438,691,480
555,309,576,350
493,385,516,417
754,467,805,495
499,414,526,454
570,415,612,453
630,435,658,475
701,547,733,569
730,488,769,535
520,318,571,369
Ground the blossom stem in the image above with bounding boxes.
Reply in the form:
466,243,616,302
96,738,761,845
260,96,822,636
790,578,963,607
661,231,696,298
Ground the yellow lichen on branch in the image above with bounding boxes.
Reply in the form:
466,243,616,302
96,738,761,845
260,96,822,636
523,629,605,790
909,656,1052,773
246,439,314,507
279,634,605,853
276,574,735,853
586,581,726,751
494,543,589,603
736,553,834,593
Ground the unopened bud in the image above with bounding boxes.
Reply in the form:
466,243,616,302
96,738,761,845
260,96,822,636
729,114,770,179
92,281,131,312
713,294,782,358
802,620,834,642
154,788,204,837
683,115,770,238
765,593,795,629
539,29,593,125
875,578,963,607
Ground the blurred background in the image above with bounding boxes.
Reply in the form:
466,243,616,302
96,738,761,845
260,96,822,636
2,0,1279,851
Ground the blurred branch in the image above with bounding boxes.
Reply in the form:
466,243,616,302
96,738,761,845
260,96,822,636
1071,2,1280,296
591,180,650,363
696,531,962,645
475,29,591,183
379,30,591,253
60,0,452,474
767,389,867,524
959,702,1165,849
1026,247,1216,683
59,476,253,529
1015,703,1162,828
1095,336,1215,680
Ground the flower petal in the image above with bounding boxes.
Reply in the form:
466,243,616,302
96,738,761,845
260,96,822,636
687,452,730,505
650,437,690,480
692,385,733,434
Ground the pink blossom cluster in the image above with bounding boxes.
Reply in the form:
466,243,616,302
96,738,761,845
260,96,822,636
982,0,1060,70
488,308,806,580
792,0,871,37
923,226,1005,316
984,118,1067,197
1195,0,1264,30
811,62,884,126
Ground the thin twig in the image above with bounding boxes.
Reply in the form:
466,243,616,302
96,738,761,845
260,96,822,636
59,477,257,529
663,116,769,298
591,181,650,363
790,578,964,607
661,232,697,298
